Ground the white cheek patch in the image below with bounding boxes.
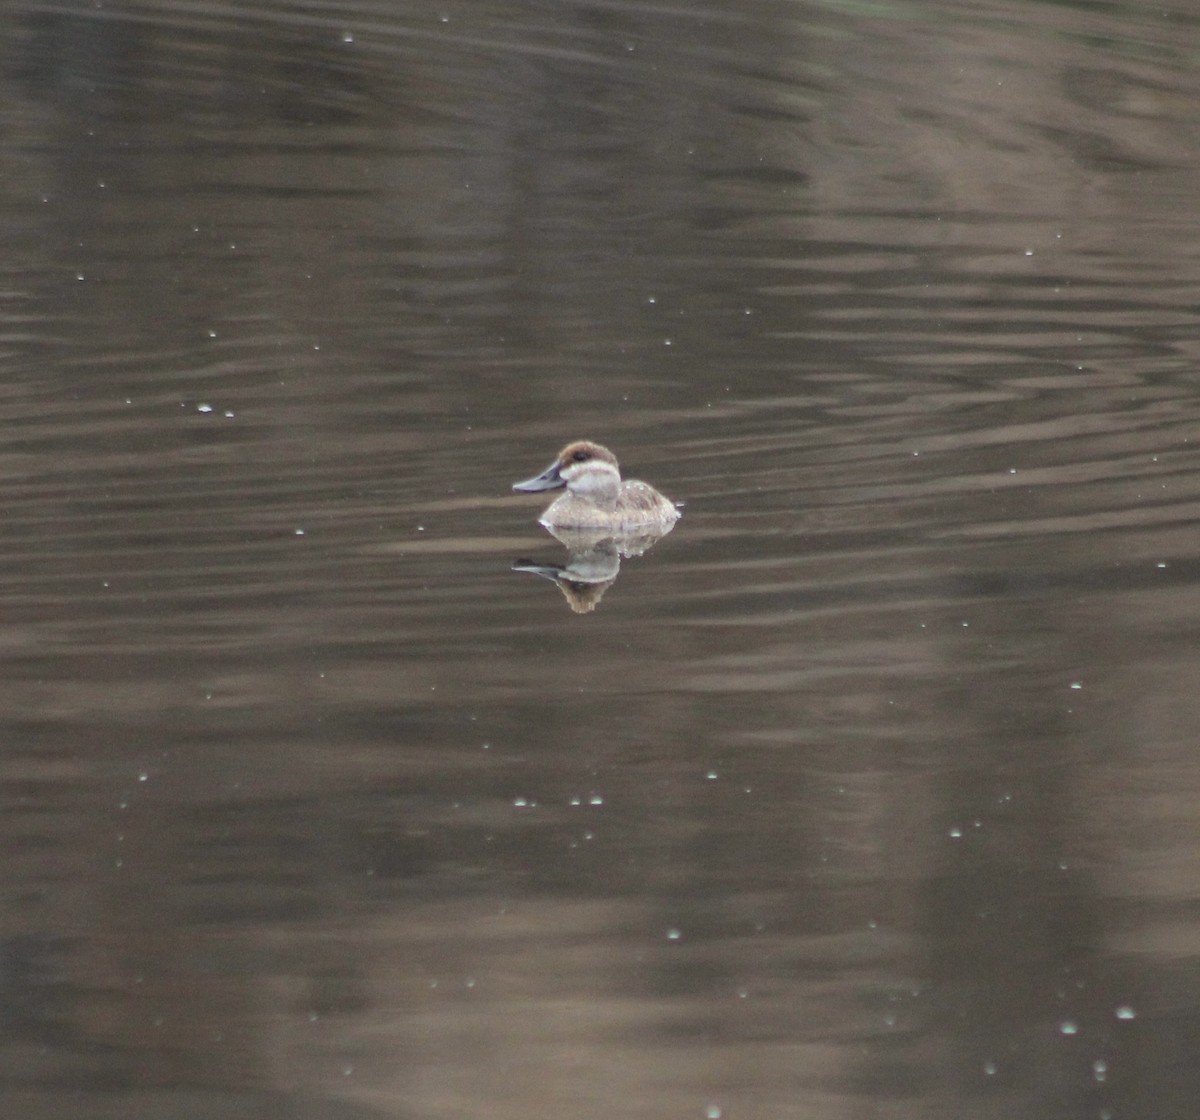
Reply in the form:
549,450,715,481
567,464,618,495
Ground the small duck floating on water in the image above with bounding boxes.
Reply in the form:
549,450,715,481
513,440,681,532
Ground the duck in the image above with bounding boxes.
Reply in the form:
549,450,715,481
512,440,681,531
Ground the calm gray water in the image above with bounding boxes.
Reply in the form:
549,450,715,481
3,0,1200,1116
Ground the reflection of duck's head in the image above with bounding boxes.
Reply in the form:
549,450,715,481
513,540,620,614
513,441,681,531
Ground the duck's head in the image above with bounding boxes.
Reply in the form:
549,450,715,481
512,441,622,501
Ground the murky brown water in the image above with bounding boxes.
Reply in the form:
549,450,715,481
3,0,1200,1116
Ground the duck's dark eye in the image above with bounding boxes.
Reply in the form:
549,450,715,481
571,449,591,462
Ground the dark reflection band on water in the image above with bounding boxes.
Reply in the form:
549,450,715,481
2,0,1200,1117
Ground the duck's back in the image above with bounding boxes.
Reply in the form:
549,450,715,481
618,479,680,522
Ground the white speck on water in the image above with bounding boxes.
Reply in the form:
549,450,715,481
588,794,603,806
948,826,963,839
1070,682,1082,690
705,1107,723,1119
569,796,582,806
197,403,213,413
666,928,682,941
224,410,235,418
983,1059,997,1075
341,31,354,42
137,773,148,783
1059,1020,1078,1035
294,528,305,536
1115,1005,1136,1020
1156,562,1167,569
513,797,528,808
1093,1059,1108,1082
706,771,719,781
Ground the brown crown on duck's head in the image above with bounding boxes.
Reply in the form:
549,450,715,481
558,441,618,469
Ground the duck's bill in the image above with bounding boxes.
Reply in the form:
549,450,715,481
512,463,565,492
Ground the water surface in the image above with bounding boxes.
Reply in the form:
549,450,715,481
3,0,1200,1116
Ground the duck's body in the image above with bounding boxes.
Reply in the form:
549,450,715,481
513,440,681,531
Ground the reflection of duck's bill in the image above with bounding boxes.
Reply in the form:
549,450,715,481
512,559,566,583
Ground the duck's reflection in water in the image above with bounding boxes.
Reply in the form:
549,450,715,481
513,524,675,613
